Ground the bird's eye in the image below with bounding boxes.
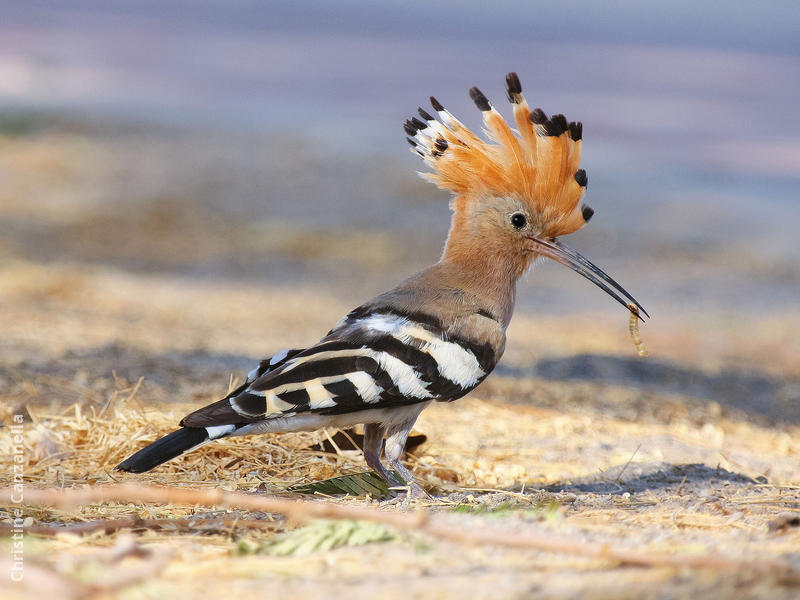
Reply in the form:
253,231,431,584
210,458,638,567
511,213,527,229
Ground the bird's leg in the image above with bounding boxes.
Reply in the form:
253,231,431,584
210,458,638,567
385,422,431,500
362,423,404,490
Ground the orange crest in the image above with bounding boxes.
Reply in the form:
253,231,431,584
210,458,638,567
405,72,592,237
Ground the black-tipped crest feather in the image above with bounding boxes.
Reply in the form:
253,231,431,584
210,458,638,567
544,114,567,136
529,108,548,125
505,72,522,103
469,86,491,111
418,107,434,122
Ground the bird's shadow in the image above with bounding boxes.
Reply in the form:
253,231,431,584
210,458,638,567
533,462,760,496
496,353,800,425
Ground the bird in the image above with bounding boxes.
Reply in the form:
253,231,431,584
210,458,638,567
116,72,648,498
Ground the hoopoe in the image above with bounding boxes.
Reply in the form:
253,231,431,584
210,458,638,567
116,72,648,498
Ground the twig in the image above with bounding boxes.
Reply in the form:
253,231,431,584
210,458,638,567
614,443,641,484
0,558,93,600
0,541,172,599
5,484,800,583
223,456,245,470
456,487,536,505
0,515,282,537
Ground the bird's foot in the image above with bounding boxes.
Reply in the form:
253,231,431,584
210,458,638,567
380,481,432,506
406,481,432,500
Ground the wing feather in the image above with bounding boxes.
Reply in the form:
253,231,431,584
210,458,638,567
180,307,496,429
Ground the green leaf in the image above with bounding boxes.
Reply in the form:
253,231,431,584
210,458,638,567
288,471,404,498
259,520,396,557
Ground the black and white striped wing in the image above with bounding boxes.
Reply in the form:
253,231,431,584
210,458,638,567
205,347,306,406
244,347,306,385
181,310,496,429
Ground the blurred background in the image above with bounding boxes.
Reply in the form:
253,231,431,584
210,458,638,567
1,1,798,417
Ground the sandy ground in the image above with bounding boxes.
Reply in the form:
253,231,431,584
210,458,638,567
1,124,799,599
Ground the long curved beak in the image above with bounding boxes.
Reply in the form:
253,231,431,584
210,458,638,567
528,236,649,320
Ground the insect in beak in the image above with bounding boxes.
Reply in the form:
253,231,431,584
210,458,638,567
528,236,649,320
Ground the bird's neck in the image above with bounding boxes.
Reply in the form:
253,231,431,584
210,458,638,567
440,229,529,328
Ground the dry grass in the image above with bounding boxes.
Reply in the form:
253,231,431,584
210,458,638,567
2,385,799,599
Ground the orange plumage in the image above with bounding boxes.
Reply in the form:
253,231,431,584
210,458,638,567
405,72,590,241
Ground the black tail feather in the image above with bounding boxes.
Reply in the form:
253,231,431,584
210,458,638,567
115,428,209,473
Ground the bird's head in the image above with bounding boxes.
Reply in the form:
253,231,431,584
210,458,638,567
405,72,647,318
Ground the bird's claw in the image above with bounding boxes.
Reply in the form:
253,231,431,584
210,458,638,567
380,481,431,506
